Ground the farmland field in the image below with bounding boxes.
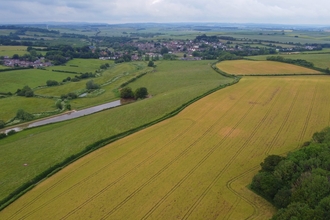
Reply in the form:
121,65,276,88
249,53,330,69
1,76,330,219
46,59,114,73
0,69,75,93
0,96,56,122
0,46,28,57
216,60,321,75
0,60,233,202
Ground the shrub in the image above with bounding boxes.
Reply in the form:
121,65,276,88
0,120,5,129
0,133,7,139
46,80,59,86
55,99,63,109
86,80,100,90
67,92,78,99
7,130,16,136
16,109,34,121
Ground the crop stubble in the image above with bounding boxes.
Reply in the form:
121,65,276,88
1,76,330,219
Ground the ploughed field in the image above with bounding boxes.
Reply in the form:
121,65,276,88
2,75,330,219
216,60,321,75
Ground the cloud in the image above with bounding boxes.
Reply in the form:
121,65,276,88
0,0,329,24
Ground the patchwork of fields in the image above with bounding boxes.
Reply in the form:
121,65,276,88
249,53,330,70
2,76,330,219
216,60,321,75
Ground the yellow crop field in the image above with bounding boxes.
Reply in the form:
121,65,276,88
217,60,321,75
2,76,330,219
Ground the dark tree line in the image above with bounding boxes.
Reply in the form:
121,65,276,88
267,56,315,68
251,127,330,220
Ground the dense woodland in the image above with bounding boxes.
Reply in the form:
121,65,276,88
251,127,330,219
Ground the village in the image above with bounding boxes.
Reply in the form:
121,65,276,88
2,56,52,68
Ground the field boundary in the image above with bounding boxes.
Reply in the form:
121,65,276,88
0,65,240,212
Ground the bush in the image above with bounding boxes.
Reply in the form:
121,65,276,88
55,99,63,109
86,80,100,90
7,130,16,136
67,92,78,99
16,109,34,121
148,61,155,67
0,133,7,140
0,120,5,129
120,87,134,99
46,80,59,86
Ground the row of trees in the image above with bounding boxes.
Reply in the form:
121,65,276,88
251,127,330,219
120,87,148,100
266,56,315,68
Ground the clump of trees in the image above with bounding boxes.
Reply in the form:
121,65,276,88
251,127,330,219
16,85,34,97
120,87,148,100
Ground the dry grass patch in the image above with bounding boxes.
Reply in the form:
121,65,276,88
217,60,321,75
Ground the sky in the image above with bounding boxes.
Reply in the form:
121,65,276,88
1,0,330,25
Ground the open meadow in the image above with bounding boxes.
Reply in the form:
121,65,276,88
0,46,28,57
0,69,74,93
0,60,233,203
1,75,330,219
216,60,321,75
249,53,330,70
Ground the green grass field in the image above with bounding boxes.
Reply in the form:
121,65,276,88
249,53,330,69
46,58,114,73
0,46,28,57
0,97,56,122
0,69,75,93
2,75,330,219
0,60,233,203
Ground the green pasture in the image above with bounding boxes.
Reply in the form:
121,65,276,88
0,96,56,122
249,53,330,69
0,69,75,93
47,59,114,73
0,60,233,201
0,46,28,57
36,62,152,109
220,31,330,44
0,29,13,35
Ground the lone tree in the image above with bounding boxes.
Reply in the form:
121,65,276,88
120,87,134,99
135,87,148,99
86,80,100,90
148,61,154,67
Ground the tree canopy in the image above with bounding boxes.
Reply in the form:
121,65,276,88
251,127,330,219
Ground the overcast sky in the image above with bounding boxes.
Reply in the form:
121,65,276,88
1,0,329,25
